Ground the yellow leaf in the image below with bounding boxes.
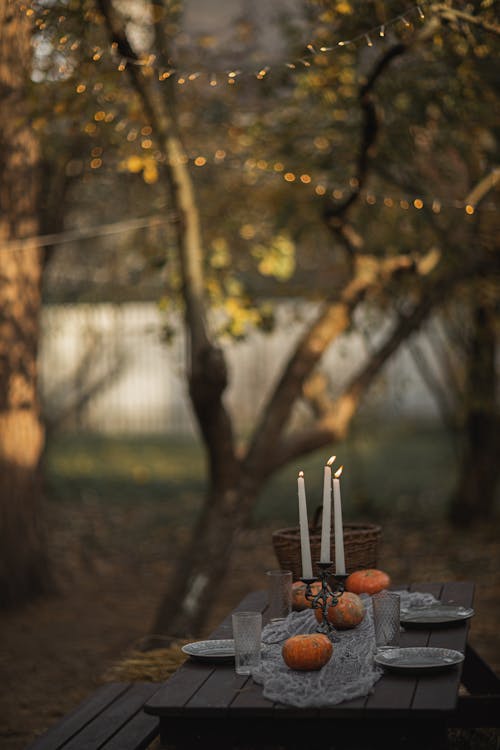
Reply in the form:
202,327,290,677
143,164,158,183
127,155,144,173
336,1,353,14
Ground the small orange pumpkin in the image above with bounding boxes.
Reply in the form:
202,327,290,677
314,591,365,630
282,633,333,671
345,569,391,595
291,580,322,611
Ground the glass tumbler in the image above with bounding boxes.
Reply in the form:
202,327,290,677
232,611,262,675
372,590,401,648
266,569,292,622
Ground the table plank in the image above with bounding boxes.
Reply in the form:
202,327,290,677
144,661,215,715
411,582,474,714
348,582,439,717
229,677,276,716
185,665,249,716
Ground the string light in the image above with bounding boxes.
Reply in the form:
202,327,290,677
68,1,430,85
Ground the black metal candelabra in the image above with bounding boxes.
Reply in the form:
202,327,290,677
300,563,348,641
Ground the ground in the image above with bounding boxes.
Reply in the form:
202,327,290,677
1,505,499,750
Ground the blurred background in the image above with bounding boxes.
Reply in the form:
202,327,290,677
0,0,498,747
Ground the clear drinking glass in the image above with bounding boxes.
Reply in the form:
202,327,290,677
232,611,262,675
372,590,401,648
266,569,292,622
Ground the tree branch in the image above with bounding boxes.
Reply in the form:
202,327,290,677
272,294,434,466
242,253,418,478
466,167,500,207
431,4,500,36
323,15,441,230
96,0,238,488
97,0,208,354
267,254,496,470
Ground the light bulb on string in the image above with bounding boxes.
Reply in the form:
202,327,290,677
82,0,435,88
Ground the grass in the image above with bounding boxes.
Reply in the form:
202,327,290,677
44,417,460,527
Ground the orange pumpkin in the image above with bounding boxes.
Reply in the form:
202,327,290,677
291,580,322,611
314,591,365,630
282,633,333,671
345,569,391,595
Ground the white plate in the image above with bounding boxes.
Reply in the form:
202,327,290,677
375,647,464,674
400,605,474,628
181,639,235,662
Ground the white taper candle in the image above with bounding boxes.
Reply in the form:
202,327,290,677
297,471,313,579
320,456,335,562
333,466,346,575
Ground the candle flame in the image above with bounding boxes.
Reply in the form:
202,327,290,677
334,466,343,478
327,455,336,466
298,470,304,478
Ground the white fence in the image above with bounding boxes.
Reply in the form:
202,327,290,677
39,301,441,435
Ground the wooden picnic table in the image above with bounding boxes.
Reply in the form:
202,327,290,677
145,581,481,749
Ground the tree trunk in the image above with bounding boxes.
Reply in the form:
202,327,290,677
449,303,499,525
0,0,51,606
151,483,258,638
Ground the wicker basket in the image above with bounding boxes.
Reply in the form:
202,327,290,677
272,518,381,581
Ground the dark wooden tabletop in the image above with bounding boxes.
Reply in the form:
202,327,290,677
145,581,474,727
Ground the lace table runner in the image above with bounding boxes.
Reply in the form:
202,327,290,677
252,590,438,708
